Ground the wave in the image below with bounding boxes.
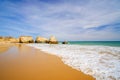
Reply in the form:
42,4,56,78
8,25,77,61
27,44,120,80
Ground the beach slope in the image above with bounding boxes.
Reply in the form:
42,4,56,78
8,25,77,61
0,44,95,80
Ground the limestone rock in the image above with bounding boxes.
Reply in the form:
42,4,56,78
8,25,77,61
19,36,34,43
0,36,3,39
0,36,4,42
49,36,58,44
35,36,48,43
4,36,13,41
0,36,13,43
9,38,19,43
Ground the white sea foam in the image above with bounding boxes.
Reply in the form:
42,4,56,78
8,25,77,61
27,44,120,80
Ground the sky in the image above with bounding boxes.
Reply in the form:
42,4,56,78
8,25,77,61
0,0,120,41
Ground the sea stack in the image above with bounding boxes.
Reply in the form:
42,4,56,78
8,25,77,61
19,36,34,43
49,36,58,44
35,36,48,43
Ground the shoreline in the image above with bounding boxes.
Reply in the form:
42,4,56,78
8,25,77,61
0,43,95,80
27,43,120,80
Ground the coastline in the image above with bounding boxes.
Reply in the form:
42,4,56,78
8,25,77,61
28,43,120,80
0,43,95,80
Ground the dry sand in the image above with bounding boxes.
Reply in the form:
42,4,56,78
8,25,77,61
0,44,95,80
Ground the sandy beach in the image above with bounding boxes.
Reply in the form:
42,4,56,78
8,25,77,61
0,43,95,80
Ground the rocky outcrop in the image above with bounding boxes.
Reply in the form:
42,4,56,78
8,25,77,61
3,36,13,41
0,36,16,43
0,36,4,42
62,41,68,44
0,35,60,44
35,36,48,43
0,36,3,39
19,36,34,43
9,38,19,43
49,36,58,44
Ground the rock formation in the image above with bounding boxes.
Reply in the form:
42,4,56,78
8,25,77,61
9,38,19,43
62,41,68,44
3,36,13,41
0,36,3,39
0,36,4,42
35,36,48,43
19,36,34,43
49,36,58,44
0,36,17,43
0,35,60,44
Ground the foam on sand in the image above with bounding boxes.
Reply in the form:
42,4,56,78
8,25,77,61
27,44,120,80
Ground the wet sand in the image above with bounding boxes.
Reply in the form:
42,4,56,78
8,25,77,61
0,44,11,53
0,44,95,80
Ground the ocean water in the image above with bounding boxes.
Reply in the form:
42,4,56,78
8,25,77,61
65,41,120,47
27,42,120,80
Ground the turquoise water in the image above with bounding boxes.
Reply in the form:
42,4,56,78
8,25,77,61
67,41,120,47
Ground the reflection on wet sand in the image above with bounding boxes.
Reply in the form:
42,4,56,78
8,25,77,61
0,44,11,53
0,44,95,80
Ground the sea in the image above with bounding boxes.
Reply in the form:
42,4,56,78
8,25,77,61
27,41,120,80
65,41,120,47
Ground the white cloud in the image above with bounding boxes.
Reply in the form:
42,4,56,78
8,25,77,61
1,0,120,40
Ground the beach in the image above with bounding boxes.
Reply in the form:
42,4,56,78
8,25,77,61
0,0,120,80
0,43,95,80
28,43,120,80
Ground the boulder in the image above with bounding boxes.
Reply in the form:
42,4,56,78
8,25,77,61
62,41,68,44
35,36,48,43
49,36,58,44
19,36,34,43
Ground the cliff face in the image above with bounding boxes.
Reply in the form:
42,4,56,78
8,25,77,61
0,36,19,43
19,36,34,43
9,38,19,43
0,36,59,44
0,36,4,42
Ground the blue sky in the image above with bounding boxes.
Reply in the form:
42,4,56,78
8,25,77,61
0,0,120,41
